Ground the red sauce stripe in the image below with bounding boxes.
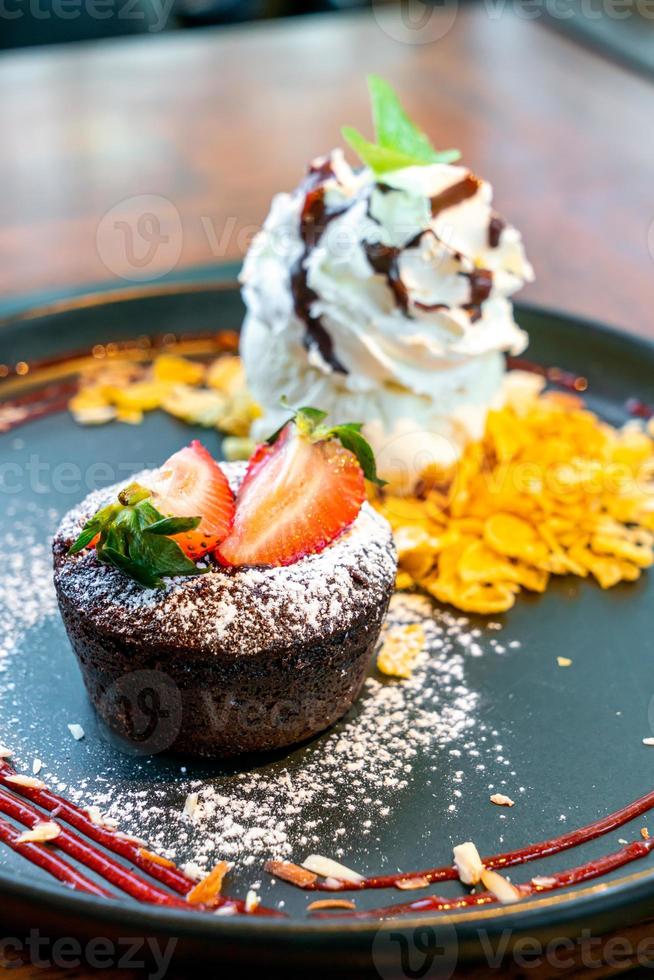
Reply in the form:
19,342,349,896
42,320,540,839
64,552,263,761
0,763,194,894
0,787,187,908
0,763,282,916
291,788,654,891
0,815,113,899
312,839,654,919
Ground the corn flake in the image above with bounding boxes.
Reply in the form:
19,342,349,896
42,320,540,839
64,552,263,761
372,377,654,614
377,624,426,679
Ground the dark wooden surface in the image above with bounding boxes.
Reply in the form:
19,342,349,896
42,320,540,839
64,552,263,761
1,11,653,978
0,9,652,337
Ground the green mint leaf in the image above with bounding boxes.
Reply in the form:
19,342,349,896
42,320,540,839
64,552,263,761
145,516,202,536
343,77,461,176
329,424,386,487
369,75,460,165
342,127,422,176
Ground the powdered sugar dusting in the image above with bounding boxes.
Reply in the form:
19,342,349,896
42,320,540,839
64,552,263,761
54,465,396,655
0,489,522,895
58,593,519,878
0,503,59,685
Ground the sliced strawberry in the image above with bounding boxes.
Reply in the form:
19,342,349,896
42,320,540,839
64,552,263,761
149,440,234,559
215,424,365,568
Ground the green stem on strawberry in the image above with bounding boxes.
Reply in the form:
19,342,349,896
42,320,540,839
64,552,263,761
68,482,206,589
216,405,385,568
268,404,386,487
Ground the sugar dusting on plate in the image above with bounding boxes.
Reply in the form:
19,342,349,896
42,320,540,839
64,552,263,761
0,498,519,883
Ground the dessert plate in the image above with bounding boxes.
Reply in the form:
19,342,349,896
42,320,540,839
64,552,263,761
1,275,654,974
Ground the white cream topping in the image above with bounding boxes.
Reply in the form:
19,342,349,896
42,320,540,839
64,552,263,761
240,150,534,490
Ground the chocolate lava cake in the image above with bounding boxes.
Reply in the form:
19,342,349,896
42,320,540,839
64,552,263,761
53,463,396,758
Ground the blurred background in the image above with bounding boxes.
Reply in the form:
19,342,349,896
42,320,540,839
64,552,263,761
0,0,652,335
1,0,653,71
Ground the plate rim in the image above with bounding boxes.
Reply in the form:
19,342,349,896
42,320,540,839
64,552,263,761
2,281,654,948
0,276,653,365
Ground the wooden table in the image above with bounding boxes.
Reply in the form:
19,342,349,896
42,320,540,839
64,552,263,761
1,10,654,978
0,9,653,338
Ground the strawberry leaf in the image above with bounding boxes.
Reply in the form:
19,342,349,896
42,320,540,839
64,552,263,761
329,424,386,487
145,516,202,536
262,406,385,486
68,481,205,589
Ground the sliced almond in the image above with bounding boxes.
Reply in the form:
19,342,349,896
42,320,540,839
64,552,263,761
84,805,103,825
245,889,260,913
480,868,521,904
32,759,42,776
139,847,176,869
264,860,317,888
186,860,230,906
395,876,430,890
114,831,148,845
67,723,85,741
5,774,45,789
643,738,654,747
83,805,117,829
307,899,356,911
16,821,61,844
183,792,199,819
453,841,484,886
557,657,572,667
641,827,650,841
302,855,364,884
531,875,557,889
490,793,515,808
323,876,346,891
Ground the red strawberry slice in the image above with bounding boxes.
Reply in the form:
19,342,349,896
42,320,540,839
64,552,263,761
215,424,365,568
149,440,234,559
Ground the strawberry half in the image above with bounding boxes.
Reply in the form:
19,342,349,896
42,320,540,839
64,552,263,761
149,440,234,559
216,408,382,568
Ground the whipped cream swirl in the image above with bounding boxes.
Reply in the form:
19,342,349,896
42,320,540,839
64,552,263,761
240,150,534,489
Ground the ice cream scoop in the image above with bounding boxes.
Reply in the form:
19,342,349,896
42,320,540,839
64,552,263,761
240,81,534,491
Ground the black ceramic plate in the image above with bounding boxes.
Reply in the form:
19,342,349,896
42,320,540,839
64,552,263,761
1,276,654,976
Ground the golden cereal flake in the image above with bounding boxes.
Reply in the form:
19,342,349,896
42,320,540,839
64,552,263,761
377,624,426,679
152,354,205,386
371,386,654,614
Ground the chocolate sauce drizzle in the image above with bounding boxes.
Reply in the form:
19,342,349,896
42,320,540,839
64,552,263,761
430,174,481,217
363,242,410,315
488,214,506,248
289,166,492,365
291,160,348,374
462,268,494,321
